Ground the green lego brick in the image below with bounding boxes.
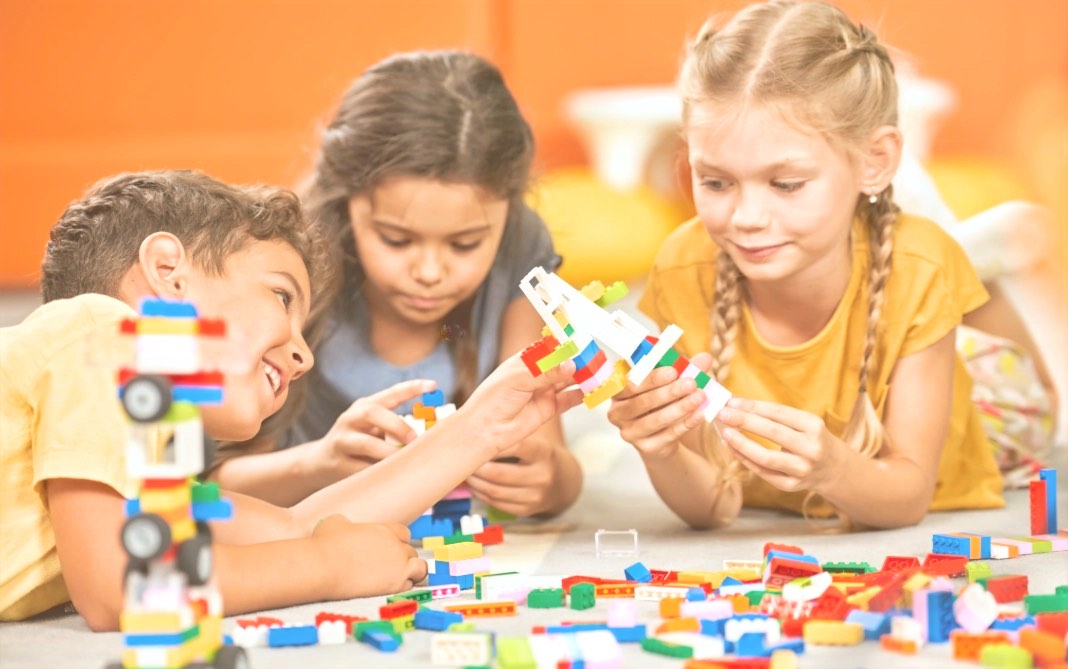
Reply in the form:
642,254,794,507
354,620,394,641
527,588,565,608
745,590,768,606
821,561,876,574
563,323,575,336
694,371,712,389
1013,537,1052,553
1024,592,1068,614
965,562,993,583
979,643,1035,669
654,348,680,368
387,589,433,604
191,481,221,503
569,582,595,610
497,637,536,669
536,339,580,372
641,637,693,659
594,280,629,307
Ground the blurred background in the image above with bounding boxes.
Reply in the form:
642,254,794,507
2,0,1066,313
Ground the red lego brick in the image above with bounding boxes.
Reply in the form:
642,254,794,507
922,553,968,577
984,575,1029,603
379,599,418,619
1036,611,1068,639
197,319,226,336
764,542,804,556
882,555,921,572
671,354,690,375
520,335,561,376
572,350,607,383
473,524,504,545
1031,479,1049,536
315,611,367,634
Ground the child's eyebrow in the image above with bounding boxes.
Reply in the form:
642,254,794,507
373,220,494,238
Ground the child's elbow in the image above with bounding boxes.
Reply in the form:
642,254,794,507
73,595,122,632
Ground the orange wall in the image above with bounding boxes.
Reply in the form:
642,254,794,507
2,0,1066,286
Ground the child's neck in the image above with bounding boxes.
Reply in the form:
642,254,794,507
365,302,444,367
745,257,852,347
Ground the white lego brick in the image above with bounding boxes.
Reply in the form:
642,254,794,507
233,624,270,648
575,630,623,663
890,615,925,647
657,632,726,659
680,598,734,620
634,584,693,601
782,571,832,602
626,324,682,385
316,620,347,645
459,514,485,536
430,632,492,666
725,616,780,644
606,600,636,628
136,335,200,373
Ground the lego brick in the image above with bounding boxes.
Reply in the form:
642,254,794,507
443,600,516,617
802,620,864,645
950,630,1011,662
641,637,694,659
570,582,596,610
1039,467,1058,532
364,630,401,652
624,562,653,583
267,625,318,647
981,575,1029,603
1031,478,1049,535
432,541,483,562
414,609,464,632
520,334,560,376
422,389,445,407
527,588,565,608
430,632,492,666
978,643,1034,669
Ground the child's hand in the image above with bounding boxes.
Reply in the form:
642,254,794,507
465,438,557,516
311,515,427,597
607,352,712,460
461,352,583,453
715,398,847,494
316,379,436,476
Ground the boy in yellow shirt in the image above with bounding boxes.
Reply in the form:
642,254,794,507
0,170,578,629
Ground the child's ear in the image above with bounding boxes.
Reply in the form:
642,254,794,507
138,232,190,300
860,125,903,195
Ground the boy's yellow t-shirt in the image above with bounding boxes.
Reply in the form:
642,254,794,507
0,294,138,620
639,214,1004,514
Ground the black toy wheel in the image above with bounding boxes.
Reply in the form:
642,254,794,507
121,375,172,423
121,513,171,561
177,534,212,585
200,435,217,476
213,645,250,669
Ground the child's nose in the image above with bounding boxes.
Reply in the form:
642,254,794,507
731,188,769,230
289,337,314,381
413,248,444,285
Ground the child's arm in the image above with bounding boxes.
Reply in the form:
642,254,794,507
289,353,581,526
717,330,957,528
607,354,743,529
212,379,435,506
47,478,425,632
464,297,583,517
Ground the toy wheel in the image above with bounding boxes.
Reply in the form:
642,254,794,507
121,375,172,423
124,556,149,579
121,513,171,561
178,533,212,585
213,645,249,669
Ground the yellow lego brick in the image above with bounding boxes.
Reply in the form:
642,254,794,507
770,649,799,669
391,614,416,634
676,570,723,586
136,317,200,335
171,518,195,544
803,620,864,645
433,542,483,562
903,572,932,607
120,610,190,633
594,280,629,307
582,360,628,408
140,485,192,513
422,536,446,550
580,281,605,303
846,586,881,610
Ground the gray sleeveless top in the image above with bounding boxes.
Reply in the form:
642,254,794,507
284,204,558,447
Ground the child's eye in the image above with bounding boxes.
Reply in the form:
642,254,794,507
451,240,483,252
700,178,729,192
380,235,410,248
772,180,805,193
273,289,292,310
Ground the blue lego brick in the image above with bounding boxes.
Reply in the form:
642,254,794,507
846,610,891,640
623,562,652,583
545,624,610,635
172,385,224,404
125,499,140,516
571,339,601,369
414,609,464,631
989,615,1036,631
931,533,972,558
124,631,189,646
767,637,805,655
364,630,401,652
428,571,474,590
608,624,647,643
432,498,473,518
736,632,770,657
765,549,819,565
408,515,455,540
700,618,727,637
267,625,318,647
926,590,958,643
1039,468,1058,532
421,389,446,407
140,299,198,318
957,533,992,559
192,499,233,521
629,338,654,364
720,576,743,587
686,587,706,602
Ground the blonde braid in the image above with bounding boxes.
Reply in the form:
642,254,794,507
707,249,747,481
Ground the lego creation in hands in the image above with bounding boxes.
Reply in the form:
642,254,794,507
519,268,730,419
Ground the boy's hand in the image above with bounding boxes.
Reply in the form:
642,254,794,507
316,379,436,476
463,353,583,453
607,352,712,460
311,515,427,597
465,437,557,516
715,398,847,495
